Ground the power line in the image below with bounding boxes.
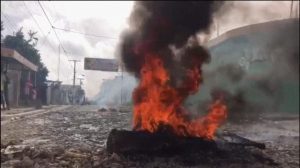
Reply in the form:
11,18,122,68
23,1,73,78
1,12,17,34
43,2,118,40
37,1,73,69
38,1,63,49
1,12,18,29
23,2,46,36
35,1,67,51
53,26,118,40
42,1,58,24
22,1,57,52
37,1,67,54
1,17,15,35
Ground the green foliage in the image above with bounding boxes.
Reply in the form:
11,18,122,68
3,26,49,88
27,30,38,47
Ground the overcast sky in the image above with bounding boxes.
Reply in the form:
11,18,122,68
1,1,297,98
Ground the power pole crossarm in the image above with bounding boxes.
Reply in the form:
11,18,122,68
68,60,81,87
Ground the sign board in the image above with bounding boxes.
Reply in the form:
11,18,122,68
84,58,119,72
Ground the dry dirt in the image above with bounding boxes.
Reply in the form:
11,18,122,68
1,105,299,168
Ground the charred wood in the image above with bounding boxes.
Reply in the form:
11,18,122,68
106,129,267,155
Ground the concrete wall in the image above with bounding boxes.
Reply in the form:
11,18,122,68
47,84,85,105
187,18,299,113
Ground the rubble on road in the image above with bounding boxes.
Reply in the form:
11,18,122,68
98,108,107,112
0,142,290,168
1,135,298,168
1,106,299,167
0,142,129,168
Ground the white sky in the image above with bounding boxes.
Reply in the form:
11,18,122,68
1,1,297,98
1,1,134,99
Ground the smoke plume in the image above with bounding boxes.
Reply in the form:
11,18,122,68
188,18,299,122
119,1,223,78
118,1,227,138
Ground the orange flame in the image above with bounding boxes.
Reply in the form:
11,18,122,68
133,54,227,139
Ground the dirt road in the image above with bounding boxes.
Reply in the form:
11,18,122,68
1,105,299,168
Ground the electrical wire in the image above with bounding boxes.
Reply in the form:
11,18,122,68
22,1,73,75
22,1,58,52
1,12,17,34
37,1,74,69
52,26,118,40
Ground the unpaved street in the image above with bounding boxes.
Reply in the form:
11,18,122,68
1,105,299,168
1,105,132,150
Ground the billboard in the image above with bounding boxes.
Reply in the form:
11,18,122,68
84,58,119,72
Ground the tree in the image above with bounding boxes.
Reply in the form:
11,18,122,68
3,26,49,104
27,30,38,47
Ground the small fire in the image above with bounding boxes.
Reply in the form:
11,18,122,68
133,53,227,139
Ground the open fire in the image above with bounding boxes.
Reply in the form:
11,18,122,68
118,1,228,139
132,52,227,139
107,1,270,157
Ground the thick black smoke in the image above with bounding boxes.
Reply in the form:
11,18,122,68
119,1,223,77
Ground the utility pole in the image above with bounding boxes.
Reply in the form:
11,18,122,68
296,1,299,18
77,78,84,87
69,60,80,105
57,44,60,81
290,0,294,18
69,60,80,87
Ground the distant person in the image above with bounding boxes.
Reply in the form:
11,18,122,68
1,68,7,110
32,86,37,101
4,70,10,110
24,78,33,106
68,91,73,105
31,86,41,109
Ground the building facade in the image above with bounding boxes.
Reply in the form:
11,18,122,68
1,46,38,107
